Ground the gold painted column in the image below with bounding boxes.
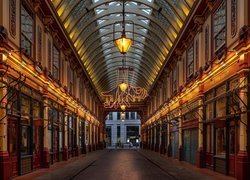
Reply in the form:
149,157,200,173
154,124,157,151
75,115,79,156
197,85,204,168
167,115,171,157
63,108,69,160
93,123,96,151
89,122,92,152
42,92,50,167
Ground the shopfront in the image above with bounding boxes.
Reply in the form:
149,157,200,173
47,101,64,164
7,83,43,177
181,100,199,165
79,118,86,154
204,77,240,177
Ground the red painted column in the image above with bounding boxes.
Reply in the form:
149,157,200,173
0,152,10,180
0,73,10,179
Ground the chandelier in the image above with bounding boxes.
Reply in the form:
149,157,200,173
101,57,148,110
113,0,134,54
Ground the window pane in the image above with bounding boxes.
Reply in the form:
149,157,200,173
53,46,59,80
21,126,31,155
21,5,33,56
216,127,226,156
216,85,226,117
187,45,194,77
213,1,226,51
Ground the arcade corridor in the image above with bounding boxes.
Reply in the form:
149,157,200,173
0,0,250,180
14,149,235,180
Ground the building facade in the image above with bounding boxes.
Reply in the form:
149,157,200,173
141,0,250,180
105,112,141,147
0,1,104,179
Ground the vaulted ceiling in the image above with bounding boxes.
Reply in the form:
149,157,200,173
51,0,196,100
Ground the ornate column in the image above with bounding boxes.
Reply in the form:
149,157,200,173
42,91,50,167
154,124,156,151
167,115,171,157
0,64,10,179
197,84,204,168
236,69,250,180
75,115,79,156
150,125,153,150
63,107,68,160
92,123,96,151
89,122,92,152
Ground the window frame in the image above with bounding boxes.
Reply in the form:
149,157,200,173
186,44,194,78
212,0,227,54
20,3,34,58
52,45,60,80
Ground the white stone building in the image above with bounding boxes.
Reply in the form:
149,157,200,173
105,112,141,147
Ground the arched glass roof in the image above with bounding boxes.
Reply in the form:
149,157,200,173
51,0,196,97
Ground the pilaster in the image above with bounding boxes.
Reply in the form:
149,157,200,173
236,69,250,180
0,76,10,180
42,92,50,167
197,88,204,168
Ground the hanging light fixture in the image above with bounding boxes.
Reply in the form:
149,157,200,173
120,104,126,111
101,55,148,110
113,0,134,54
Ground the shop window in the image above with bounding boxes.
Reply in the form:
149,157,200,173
216,127,226,156
213,0,226,52
183,109,198,121
215,85,226,117
21,126,31,155
53,46,59,80
21,4,33,57
79,120,85,148
229,127,235,154
206,125,211,152
186,44,194,78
